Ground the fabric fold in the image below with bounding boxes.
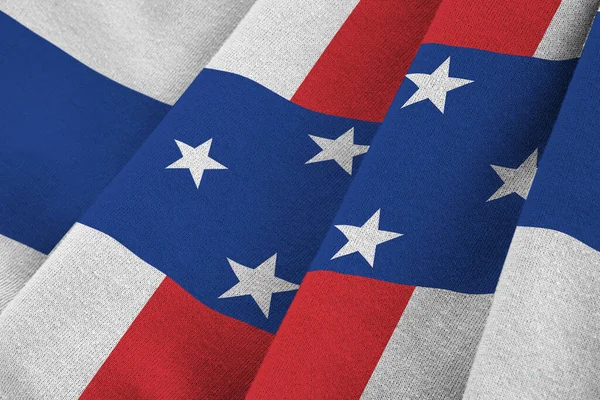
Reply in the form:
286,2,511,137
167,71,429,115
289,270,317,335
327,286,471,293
0,0,258,313
464,6,600,398
246,0,598,398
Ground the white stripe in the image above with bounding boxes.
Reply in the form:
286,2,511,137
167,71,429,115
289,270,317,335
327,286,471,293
207,0,359,99
464,227,600,399
0,234,46,313
0,0,257,104
534,0,599,60
0,223,164,399
362,287,492,400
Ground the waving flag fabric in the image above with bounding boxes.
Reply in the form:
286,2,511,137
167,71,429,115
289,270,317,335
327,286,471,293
0,0,600,399
0,0,441,397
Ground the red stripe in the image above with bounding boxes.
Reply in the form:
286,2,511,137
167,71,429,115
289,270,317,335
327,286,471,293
80,277,273,399
246,270,415,399
291,0,442,122
422,0,562,56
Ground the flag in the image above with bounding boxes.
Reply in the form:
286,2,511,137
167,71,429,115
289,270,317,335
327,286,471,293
0,0,441,397
1,0,600,399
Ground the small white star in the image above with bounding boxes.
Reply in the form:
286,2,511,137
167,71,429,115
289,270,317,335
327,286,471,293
402,57,473,113
332,209,402,267
219,254,299,318
488,149,538,202
305,127,369,175
166,139,227,188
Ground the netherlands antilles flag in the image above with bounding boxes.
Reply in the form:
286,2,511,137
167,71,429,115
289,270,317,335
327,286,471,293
0,0,599,400
246,0,599,399
0,0,442,397
0,0,257,311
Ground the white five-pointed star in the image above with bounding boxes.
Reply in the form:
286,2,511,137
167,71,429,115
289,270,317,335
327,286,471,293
305,127,369,175
332,209,402,267
219,254,299,318
166,139,227,188
487,149,538,202
402,57,473,113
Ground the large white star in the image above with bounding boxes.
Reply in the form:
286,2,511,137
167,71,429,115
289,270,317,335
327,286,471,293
166,139,227,188
305,127,369,175
488,149,538,202
219,254,299,318
332,209,402,267
402,57,473,113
